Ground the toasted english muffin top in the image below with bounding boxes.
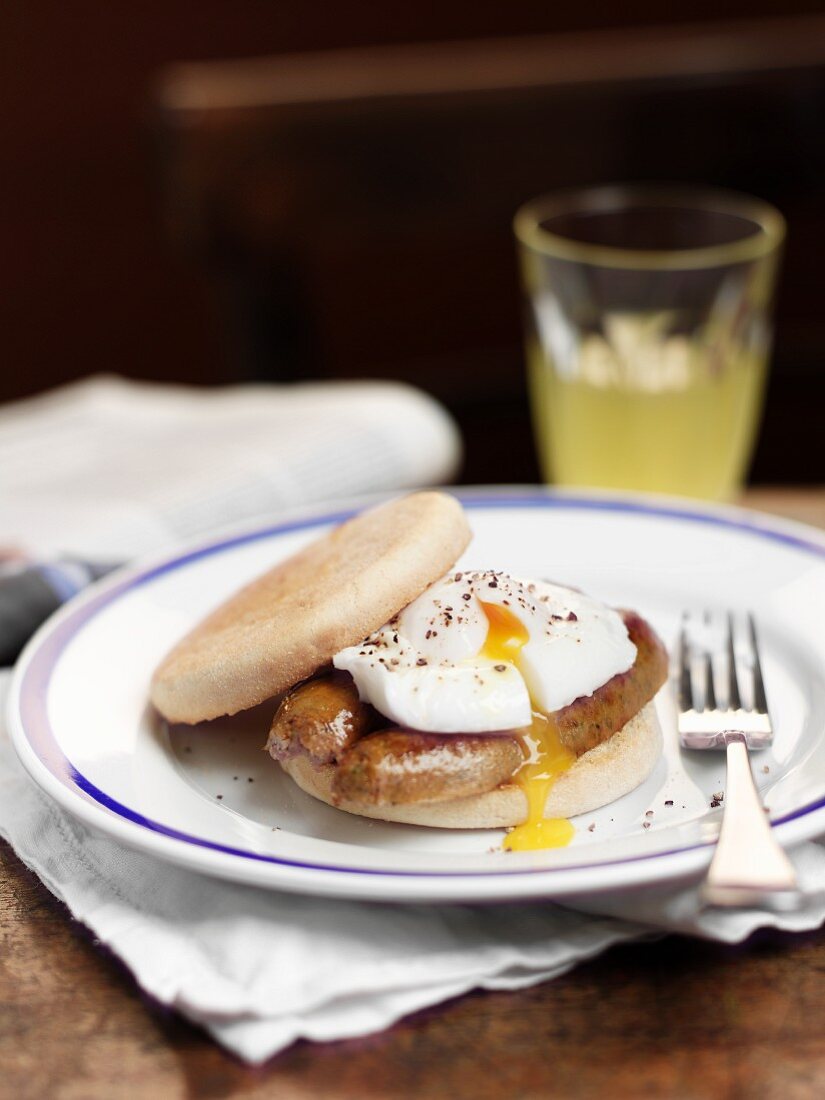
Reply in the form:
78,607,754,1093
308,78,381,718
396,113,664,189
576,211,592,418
150,491,471,724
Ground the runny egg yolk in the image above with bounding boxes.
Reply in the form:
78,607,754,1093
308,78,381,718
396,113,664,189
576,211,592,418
479,601,529,663
478,601,576,851
503,713,575,851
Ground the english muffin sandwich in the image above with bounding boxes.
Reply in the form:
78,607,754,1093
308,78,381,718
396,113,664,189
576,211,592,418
150,492,668,850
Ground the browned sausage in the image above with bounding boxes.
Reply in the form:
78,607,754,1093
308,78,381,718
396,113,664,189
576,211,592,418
332,729,524,807
556,610,668,756
332,610,667,806
267,672,375,765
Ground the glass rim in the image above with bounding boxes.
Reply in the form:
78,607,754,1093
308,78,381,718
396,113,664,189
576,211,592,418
513,184,786,270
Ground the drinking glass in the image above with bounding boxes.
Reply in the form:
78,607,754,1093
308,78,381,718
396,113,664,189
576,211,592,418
514,185,785,499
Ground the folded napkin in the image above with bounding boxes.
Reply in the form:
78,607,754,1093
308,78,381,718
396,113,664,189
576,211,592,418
4,668,825,1063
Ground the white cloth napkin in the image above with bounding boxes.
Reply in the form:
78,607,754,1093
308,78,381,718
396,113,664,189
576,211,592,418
4,668,825,1063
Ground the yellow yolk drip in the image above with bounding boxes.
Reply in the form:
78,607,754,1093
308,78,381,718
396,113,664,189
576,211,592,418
478,601,576,852
503,713,575,851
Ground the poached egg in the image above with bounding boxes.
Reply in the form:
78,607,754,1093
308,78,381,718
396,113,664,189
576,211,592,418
333,571,637,851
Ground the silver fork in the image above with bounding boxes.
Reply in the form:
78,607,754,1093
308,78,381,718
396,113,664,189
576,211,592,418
678,611,799,909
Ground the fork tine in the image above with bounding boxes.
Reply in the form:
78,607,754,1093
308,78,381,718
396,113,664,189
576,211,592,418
726,613,742,710
678,617,696,712
749,613,769,714
703,651,717,711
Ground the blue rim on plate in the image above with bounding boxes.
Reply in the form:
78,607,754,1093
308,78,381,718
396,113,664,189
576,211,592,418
9,490,825,892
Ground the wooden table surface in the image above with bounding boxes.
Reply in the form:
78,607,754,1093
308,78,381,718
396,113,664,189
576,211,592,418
3,486,825,1100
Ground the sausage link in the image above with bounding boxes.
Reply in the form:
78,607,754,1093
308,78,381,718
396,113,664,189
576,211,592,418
333,729,524,807
332,611,667,805
267,672,375,765
276,610,667,806
556,610,668,757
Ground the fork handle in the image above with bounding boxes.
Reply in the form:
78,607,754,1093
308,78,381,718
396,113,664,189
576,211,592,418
702,735,798,906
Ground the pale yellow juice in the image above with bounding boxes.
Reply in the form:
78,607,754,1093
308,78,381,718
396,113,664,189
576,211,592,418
528,331,768,500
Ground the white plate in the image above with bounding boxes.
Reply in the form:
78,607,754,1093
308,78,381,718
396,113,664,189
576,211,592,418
8,489,825,903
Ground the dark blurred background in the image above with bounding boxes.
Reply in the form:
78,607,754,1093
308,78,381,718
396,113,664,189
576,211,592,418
3,3,825,485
